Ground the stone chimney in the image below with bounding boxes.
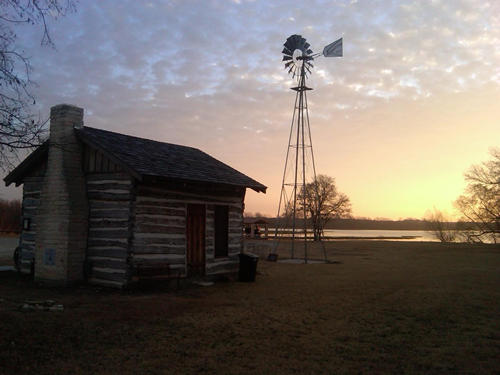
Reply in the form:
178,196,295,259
35,104,88,284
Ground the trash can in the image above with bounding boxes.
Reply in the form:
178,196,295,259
238,252,259,282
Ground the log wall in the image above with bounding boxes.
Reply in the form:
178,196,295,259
205,204,244,275
19,174,44,274
132,183,245,277
85,173,134,288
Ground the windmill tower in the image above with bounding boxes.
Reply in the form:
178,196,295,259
272,34,343,262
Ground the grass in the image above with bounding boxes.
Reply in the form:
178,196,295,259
0,240,499,374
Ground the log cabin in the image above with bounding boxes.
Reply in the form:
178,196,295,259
4,104,266,288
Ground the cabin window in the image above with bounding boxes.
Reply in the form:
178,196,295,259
214,205,229,257
23,218,31,231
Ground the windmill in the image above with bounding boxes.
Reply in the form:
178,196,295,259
271,34,343,263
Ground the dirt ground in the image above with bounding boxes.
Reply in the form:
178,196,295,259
0,240,499,374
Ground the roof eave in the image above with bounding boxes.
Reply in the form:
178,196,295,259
3,142,49,187
143,174,266,193
250,186,267,193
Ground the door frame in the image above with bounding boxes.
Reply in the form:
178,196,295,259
186,203,206,277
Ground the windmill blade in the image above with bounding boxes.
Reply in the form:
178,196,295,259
296,38,306,49
284,35,299,49
284,40,295,50
282,47,293,55
323,37,343,57
282,55,293,61
284,61,294,69
288,65,294,75
306,49,313,55
304,42,310,50
285,34,307,51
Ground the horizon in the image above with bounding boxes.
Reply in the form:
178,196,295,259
1,0,498,220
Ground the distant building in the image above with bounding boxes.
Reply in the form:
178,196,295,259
4,104,266,288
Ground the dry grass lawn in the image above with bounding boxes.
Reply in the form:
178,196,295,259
0,240,499,374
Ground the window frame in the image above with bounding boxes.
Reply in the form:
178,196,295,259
214,205,229,258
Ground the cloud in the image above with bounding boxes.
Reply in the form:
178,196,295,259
24,1,499,115
2,0,499,218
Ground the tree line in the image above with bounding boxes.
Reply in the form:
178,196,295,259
0,199,21,233
245,215,461,231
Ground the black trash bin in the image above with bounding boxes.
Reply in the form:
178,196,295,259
238,252,259,282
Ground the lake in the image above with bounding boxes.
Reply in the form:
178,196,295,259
322,229,438,241
268,228,439,242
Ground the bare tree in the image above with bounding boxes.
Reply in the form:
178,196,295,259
299,174,352,241
0,198,21,232
454,148,500,243
0,0,76,169
424,208,457,243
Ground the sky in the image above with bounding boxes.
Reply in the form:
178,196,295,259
1,0,499,220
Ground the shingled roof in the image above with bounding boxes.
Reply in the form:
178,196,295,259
77,126,266,192
4,126,266,192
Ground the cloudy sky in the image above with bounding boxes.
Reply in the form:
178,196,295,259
2,0,499,219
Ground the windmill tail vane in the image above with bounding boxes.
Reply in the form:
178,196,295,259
323,37,343,57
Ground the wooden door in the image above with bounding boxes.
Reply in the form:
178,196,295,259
186,204,206,276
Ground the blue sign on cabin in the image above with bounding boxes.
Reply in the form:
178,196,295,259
44,248,55,266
